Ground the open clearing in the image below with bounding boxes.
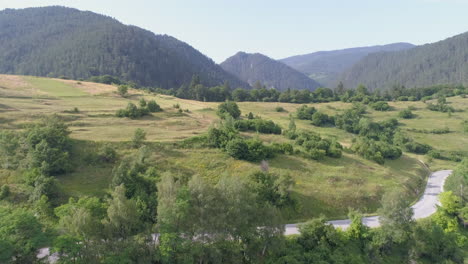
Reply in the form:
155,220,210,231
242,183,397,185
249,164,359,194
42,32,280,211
0,74,466,221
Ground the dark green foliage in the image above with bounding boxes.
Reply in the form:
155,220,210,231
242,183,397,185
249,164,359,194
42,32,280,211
250,171,296,208
370,101,390,111
311,111,334,127
275,106,286,112
226,138,272,162
0,130,21,169
234,119,282,134
0,7,249,89
89,75,122,85
294,131,343,159
97,144,117,163
217,101,241,119
116,102,151,119
427,102,456,113
406,127,450,134
117,85,129,97
296,105,317,120
0,185,9,200
220,52,321,92
341,31,468,90
147,100,162,112
24,116,72,175
0,207,47,263
270,142,294,155
351,137,402,164
281,43,414,87
403,141,432,154
131,128,146,148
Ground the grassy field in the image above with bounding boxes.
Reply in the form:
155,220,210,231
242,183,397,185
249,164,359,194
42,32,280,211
0,74,466,222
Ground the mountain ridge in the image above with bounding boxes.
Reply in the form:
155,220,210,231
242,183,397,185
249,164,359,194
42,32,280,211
0,6,250,89
221,51,321,91
280,43,415,87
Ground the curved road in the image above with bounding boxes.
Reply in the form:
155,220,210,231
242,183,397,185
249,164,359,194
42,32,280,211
285,170,452,235
38,170,452,261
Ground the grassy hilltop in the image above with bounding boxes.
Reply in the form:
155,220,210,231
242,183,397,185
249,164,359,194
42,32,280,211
1,74,466,222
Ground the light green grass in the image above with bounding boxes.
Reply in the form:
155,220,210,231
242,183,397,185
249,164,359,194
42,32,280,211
0,74,465,222
24,76,88,97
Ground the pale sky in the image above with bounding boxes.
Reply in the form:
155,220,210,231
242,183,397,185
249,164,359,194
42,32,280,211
1,0,468,62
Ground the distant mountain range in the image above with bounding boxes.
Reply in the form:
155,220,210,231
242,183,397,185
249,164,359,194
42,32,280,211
0,6,249,89
221,52,321,91
280,43,415,87
339,32,468,90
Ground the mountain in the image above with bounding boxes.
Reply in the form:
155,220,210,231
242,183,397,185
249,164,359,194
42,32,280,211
280,43,415,87
0,6,249,89
220,52,321,91
340,32,468,90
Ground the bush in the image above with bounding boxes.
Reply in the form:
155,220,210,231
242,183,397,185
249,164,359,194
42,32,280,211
404,142,432,154
351,137,402,164
0,185,10,200
98,145,117,163
225,138,250,160
398,108,414,119
139,98,147,107
311,112,334,127
234,119,282,134
370,101,391,111
275,106,286,112
117,85,128,97
217,101,241,119
270,143,294,155
427,150,442,159
295,131,342,159
131,128,146,148
116,103,151,119
147,100,162,112
296,105,316,120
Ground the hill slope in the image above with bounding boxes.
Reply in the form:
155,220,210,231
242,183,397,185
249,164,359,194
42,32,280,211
0,6,249,89
340,32,468,90
280,43,414,87
221,52,321,91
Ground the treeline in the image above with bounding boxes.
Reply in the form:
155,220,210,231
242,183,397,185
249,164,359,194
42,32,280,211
150,75,467,104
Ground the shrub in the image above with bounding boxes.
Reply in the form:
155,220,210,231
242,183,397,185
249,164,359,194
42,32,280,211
311,112,334,127
117,85,128,97
234,119,282,134
296,105,317,120
351,137,402,164
270,143,294,155
275,106,286,112
397,96,408,101
225,138,250,160
116,103,151,119
147,100,162,112
139,98,147,107
398,108,414,119
427,150,442,159
217,101,241,119
131,128,146,148
0,185,10,200
98,145,117,163
404,142,432,154
173,103,180,109
370,101,391,111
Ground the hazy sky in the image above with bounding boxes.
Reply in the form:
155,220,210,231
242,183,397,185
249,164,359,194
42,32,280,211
1,0,468,62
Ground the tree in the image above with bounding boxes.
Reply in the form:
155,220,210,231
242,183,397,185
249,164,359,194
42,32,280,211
376,191,413,246
0,207,47,263
398,108,414,119
117,85,129,97
217,101,241,119
131,128,146,148
139,98,147,107
105,185,142,238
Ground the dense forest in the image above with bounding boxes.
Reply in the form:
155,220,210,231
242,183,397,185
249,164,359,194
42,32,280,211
220,52,321,91
280,43,414,87
340,31,468,90
0,6,249,89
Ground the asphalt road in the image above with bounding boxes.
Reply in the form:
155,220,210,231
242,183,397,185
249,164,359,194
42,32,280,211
284,170,452,235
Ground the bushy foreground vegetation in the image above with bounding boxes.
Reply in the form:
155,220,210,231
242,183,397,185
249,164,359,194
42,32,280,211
0,117,466,263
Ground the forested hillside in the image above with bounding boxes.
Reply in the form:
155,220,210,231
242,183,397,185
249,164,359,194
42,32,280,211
0,6,249,89
340,32,468,90
221,52,321,91
280,43,414,87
